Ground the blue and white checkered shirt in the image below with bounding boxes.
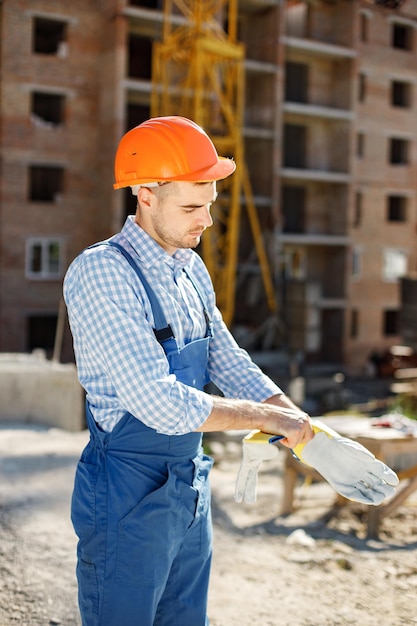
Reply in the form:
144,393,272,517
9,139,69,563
63,216,282,434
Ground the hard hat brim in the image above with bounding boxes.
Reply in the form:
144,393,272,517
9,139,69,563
172,156,236,183
113,156,236,189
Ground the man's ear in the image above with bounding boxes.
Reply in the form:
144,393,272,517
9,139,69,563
137,186,154,210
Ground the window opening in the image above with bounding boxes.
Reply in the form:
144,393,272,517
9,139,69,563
353,192,363,228
387,195,407,221
281,249,306,280
26,238,63,279
351,247,362,279
358,73,367,102
285,62,308,104
31,92,65,126
383,310,399,336
389,138,409,165
27,314,58,356
391,23,413,50
283,124,306,168
33,17,67,55
126,103,150,131
360,14,369,42
282,186,306,233
128,0,161,7
383,248,407,281
350,309,359,339
357,132,365,158
128,34,152,80
391,80,411,107
29,165,64,202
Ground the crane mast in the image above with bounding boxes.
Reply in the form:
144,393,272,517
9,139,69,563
151,0,277,327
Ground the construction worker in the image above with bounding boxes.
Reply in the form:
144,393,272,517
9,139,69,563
63,115,312,625
64,116,398,626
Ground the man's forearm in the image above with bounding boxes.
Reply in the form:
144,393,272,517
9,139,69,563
195,393,313,449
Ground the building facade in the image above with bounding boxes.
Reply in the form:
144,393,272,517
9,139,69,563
0,0,416,372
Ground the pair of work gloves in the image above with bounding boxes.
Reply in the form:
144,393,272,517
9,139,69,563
235,419,399,506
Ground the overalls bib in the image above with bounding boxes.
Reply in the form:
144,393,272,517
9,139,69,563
71,242,214,626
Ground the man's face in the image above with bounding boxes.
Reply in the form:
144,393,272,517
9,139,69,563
137,181,217,254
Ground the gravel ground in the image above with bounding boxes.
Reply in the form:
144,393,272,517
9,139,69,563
1,423,417,626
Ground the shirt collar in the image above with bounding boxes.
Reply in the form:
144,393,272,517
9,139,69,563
119,216,193,272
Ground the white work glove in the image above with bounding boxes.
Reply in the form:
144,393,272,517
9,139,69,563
294,419,399,506
234,431,279,504
235,420,399,506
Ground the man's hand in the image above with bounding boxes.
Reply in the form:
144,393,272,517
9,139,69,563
261,397,313,449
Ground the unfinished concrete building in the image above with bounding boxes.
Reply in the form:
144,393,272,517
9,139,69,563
0,0,416,374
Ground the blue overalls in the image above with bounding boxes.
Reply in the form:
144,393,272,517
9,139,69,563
71,242,214,626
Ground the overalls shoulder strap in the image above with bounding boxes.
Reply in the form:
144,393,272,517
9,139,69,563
106,240,175,344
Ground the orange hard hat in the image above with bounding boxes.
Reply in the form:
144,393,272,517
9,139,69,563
113,116,236,189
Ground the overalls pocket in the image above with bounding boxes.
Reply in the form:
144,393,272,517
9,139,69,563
76,558,99,619
115,469,194,587
71,460,100,540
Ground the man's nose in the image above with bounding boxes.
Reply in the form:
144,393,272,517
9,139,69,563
201,207,213,227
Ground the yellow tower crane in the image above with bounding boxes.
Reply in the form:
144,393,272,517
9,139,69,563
151,0,277,328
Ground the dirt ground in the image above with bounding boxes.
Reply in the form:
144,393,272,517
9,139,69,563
1,423,417,626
